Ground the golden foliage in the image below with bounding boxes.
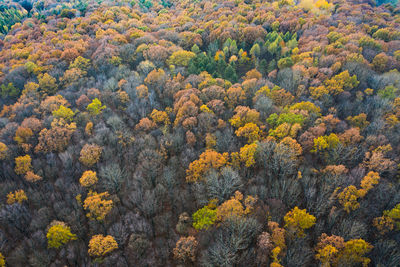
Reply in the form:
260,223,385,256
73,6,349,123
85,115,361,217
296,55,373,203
284,206,316,237
186,149,228,182
83,191,113,221
88,234,118,257
79,170,98,187
79,144,102,167
15,154,32,175
7,189,27,204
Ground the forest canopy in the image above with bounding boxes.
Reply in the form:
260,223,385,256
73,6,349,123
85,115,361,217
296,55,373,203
0,0,400,266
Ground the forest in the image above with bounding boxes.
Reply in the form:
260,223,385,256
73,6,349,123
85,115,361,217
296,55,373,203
0,0,399,266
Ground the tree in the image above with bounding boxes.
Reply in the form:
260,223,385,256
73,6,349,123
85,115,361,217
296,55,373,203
6,189,27,204
15,155,32,175
25,171,42,182
337,186,360,213
216,191,256,221
173,236,198,263
88,234,118,258
235,122,261,143
324,70,359,95
339,239,373,267
311,134,340,153
284,206,316,237
87,98,105,116
47,221,77,248
83,191,113,221
373,203,400,234
315,234,345,267
372,53,389,72
1,82,19,98
35,119,77,153
186,150,229,182
192,202,217,230
80,170,98,187
167,50,196,67
150,109,170,125
69,56,91,72
14,127,33,151
79,144,102,167
0,142,8,160
358,171,380,197
52,105,75,122
239,142,258,167
346,113,369,129
38,73,57,95
230,106,260,128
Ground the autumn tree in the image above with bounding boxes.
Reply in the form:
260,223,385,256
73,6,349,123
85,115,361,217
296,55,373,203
337,186,360,213
47,221,77,249
373,203,400,234
311,134,340,153
52,105,75,122
38,73,58,95
79,170,98,187
235,122,261,143
6,189,27,204
339,239,373,266
167,50,196,67
324,70,359,95
315,234,345,267
229,106,260,128
236,142,258,167
186,150,228,182
83,191,113,221
192,201,218,230
25,171,42,182
88,235,118,258
0,142,8,160
87,98,105,116
284,206,316,237
216,191,256,221
15,154,32,175
35,118,77,153
79,144,102,167
173,236,198,263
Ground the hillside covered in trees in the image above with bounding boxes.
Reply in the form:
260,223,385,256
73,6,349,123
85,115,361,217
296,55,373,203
0,0,400,266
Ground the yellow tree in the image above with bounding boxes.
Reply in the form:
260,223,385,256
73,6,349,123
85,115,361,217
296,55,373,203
38,73,58,95
52,105,75,122
284,206,316,237
0,142,8,160
186,150,228,182
339,239,373,267
324,70,359,95
167,50,196,67
79,144,102,167
7,189,28,204
0,252,4,267
358,171,380,197
83,191,113,221
239,142,258,167
47,221,77,248
235,122,261,143
15,155,32,175
87,98,106,116
79,170,98,187
337,186,360,213
216,191,256,221
88,235,118,258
